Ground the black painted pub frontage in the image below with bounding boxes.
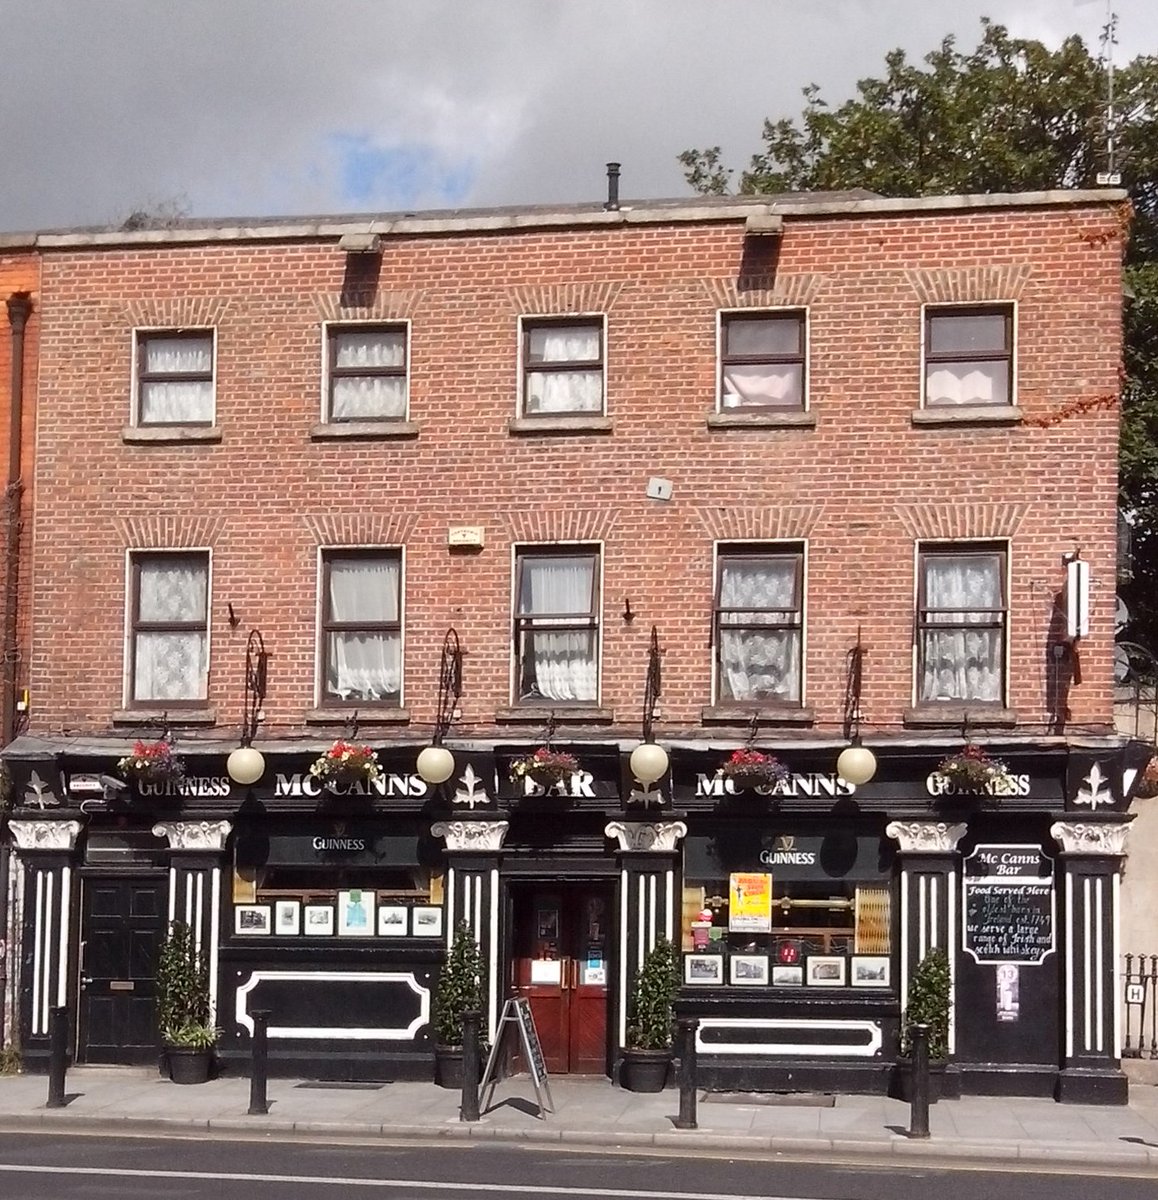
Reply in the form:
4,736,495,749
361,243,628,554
1,733,1147,1103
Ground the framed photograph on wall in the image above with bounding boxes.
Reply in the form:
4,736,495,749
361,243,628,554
338,889,376,936
850,955,891,988
376,905,408,937
684,954,724,985
411,906,443,938
274,900,301,936
729,954,769,986
234,905,271,936
303,905,335,936
771,965,804,987
805,955,846,987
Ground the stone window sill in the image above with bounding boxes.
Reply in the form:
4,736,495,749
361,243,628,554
112,707,217,727
911,406,1022,427
304,707,411,725
706,410,816,430
310,421,419,441
495,706,614,725
122,426,222,445
508,416,613,436
903,704,1018,729
701,705,815,727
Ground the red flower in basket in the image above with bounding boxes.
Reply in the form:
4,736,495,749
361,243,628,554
935,744,1011,794
309,740,382,785
718,748,789,790
118,739,183,784
510,747,580,788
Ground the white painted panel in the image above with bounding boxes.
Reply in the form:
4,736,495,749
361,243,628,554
695,1017,883,1058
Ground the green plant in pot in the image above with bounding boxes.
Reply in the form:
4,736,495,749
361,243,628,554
621,936,677,1092
433,921,483,1089
157,920,217,1084
897,948,953,1102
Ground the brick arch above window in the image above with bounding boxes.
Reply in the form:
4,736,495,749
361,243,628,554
119,297,233,327
502,506,620,544
505,281,624,316
312,290,426,322
905,264,1034,304
893,501,1031,541
701,272,824,310
113,513,227,548
693,503,824,542
300,512,419,547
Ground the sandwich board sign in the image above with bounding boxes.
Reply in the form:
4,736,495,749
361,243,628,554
479,996,553,1118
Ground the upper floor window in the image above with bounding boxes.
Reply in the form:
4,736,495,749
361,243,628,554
129,552,209,705
326,325,408,422
719,312,805,410
714,548,804,705
321,551,402,705
924,305,1013,408
521,319,604,416
917,545,1006,704
514,548,599,703
135,330,215,425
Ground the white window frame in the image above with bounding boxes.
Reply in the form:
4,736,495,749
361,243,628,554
919,301,1018,410
716,307,810,413
122,547,213,707
319,319,411,424
710,539,808,707
314,544,407,709
508,541,604,706
131,327,217,427
910,537,1012,708
516,314,608,418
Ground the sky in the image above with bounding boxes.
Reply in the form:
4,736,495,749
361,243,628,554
1,0,1156,233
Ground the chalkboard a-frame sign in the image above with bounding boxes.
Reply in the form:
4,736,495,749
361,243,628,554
479,997,554,1118
962,843,1056,966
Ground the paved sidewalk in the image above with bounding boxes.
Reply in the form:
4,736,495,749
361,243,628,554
0,1067,1157,1171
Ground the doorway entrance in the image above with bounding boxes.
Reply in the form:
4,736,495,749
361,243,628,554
77,875,167,1065
510,883,613,1075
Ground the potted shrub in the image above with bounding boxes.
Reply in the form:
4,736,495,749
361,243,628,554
309,740,382,790
621,936,677,1092
509,747,580,790
717,748,789,792
895,948,957,1102
432,921,483,1088
156,920,217,1084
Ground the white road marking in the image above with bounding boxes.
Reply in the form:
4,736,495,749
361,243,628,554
0,1162,824,1200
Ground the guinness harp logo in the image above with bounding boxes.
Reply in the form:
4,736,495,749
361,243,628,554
775,835,795,852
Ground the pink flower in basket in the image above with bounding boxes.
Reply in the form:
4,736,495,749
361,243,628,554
510,747,580,788
718,748,789,790
309,740,382,785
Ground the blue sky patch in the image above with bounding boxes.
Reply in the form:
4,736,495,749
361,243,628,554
329,132,476,208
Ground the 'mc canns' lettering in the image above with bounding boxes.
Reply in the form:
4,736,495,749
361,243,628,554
695,773,856,799
274,773,430,798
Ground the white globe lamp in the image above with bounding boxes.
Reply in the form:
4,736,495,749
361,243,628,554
630,741,669,788
836,742,877,786
227,745,266,786
417,744,456,786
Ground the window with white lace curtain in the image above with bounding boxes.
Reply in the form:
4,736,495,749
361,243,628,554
714,548,804,705
520,319,604,416
924,305,1014,408
719,312,806,410
135,331,215,425
129,553,209,705
917,545,1007,704
514,549,600,703
321,551,403,706
325,324,408,422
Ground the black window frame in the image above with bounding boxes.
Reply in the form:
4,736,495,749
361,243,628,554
923,304,1014,409
129,550,210,708
135,329,215,427
719,310,807,411
325,323,409,424
520,317,605,418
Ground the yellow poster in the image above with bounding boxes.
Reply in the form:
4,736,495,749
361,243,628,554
729,873,773,932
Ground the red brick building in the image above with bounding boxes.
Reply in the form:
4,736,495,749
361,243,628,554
1,188,1143,1102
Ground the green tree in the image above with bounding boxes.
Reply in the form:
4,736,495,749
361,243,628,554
681,19,1158,651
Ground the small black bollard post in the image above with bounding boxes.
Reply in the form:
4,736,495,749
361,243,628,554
673,1016,699,1130
248,1009,271,1116
460,1009,482,1123
908,1022,931,1139
46,1006,68,1109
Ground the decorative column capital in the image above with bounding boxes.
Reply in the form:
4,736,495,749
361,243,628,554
604,820,688,853
885,819,968,855
1050,820,1131,858
431,819,510,852
151,820,232,852
8,819,82,852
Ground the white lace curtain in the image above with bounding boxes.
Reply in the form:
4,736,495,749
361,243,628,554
722,363,802,407
139,336,213,424
920,554,1003,702
518,555,597,701
926,312,1008,406
525,326,603,414
718,559,801,702
331,330,407,420
134,559,208,701
926,362,1008,406
326,558,402,701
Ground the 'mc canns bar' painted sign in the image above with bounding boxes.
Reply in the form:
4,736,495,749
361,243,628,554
694,772,856,799
134,771,434,799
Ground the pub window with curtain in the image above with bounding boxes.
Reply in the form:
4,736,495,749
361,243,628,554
719,310,806,411
129,551,210,706
714,546,804,706
520,318,605,416
923,304,1014,408
514,547,600,704
325,323,408,423
320,549,403,706
134,329,215,426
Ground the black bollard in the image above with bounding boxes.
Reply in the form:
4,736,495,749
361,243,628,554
248,1009,271,1116
460,1009,482,1123
46,1006,68,1109
673,1016,699,1130
908,1022,931,1139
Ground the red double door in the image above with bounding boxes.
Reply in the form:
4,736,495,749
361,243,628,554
511,885,612,1075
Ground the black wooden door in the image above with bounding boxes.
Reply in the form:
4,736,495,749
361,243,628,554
78,876,167,1064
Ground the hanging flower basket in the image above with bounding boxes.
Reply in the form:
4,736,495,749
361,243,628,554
1136,755,1158,801
718,748,789,791
934,744,1011,794
118,739,184,786
510,747,580,789
309,740,382,788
